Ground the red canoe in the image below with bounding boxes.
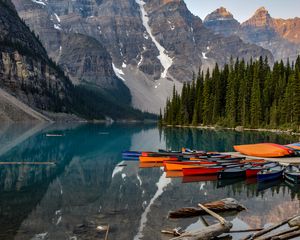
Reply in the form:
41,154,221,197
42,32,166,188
183,166,224,176
246,167,263,178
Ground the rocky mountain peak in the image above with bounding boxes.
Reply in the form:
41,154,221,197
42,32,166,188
203,7,240,37
255,7,268,15
204,7,234,22
243,6,272,27
162,0,181,5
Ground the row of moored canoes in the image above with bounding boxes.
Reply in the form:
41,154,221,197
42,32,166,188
122,148,300,183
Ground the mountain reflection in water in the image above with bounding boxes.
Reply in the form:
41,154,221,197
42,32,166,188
0,124,299,240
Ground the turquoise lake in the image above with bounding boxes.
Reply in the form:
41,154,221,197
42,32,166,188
0,123,300,240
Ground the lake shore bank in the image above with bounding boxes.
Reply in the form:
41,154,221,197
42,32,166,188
163,124,300,136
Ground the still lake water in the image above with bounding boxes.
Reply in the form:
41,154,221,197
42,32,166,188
0,123,300,240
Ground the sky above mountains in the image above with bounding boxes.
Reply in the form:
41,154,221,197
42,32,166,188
185,0,300,22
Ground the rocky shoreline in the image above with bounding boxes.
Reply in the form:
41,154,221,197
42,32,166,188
165,124,300,136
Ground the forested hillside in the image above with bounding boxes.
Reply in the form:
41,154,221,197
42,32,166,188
162,56,300,130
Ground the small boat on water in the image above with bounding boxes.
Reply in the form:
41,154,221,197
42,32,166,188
215,157,246,164
284,165,300,184
246,162,278,178
139,156,178,163
46,133,64,137
183,166,225,176
234,143,294,157
217,165,250,179
122,151,142,157
257,166,285,182
164,161,208,171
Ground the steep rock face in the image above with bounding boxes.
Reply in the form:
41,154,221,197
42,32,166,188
57,33,131,103
147,0,272,71
13,0,132,104
204,7,240,36
12,0,273,113
240,8,300,61
0,0,73,116
204,7,300,62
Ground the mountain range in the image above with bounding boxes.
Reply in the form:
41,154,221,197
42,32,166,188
1,0,299,121
204,7,300,62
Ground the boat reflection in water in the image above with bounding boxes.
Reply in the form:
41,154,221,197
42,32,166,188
0,124,299,240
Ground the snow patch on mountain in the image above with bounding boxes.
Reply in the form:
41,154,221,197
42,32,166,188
112,63,126,81
54,24,62,30
31,0,46,6
137,54,143,67
54,13,60,23
135,0,173,79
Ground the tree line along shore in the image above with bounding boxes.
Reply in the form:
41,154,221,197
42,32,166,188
161,56,300,133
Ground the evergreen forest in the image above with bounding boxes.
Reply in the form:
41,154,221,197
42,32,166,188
162,56,300,130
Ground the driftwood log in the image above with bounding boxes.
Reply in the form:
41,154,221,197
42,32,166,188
256,226,299,240
288,216,300,227
169,204,233,240
169,198,245,219
243,215,298,240
271,229,300,240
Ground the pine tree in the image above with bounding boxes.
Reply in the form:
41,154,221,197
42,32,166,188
162,55,300,130
250,63,262,127
202,69,212,125
225,62,237,127
212,63,221,123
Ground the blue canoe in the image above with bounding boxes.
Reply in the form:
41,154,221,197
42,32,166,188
257,166,285,182
122,151,142,157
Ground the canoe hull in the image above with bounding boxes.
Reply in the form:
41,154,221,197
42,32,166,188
139,156,178,163
183,167,224,176
217,169,246,179
164,162,205,171
246,168,262,178
284,172,300,184
234,143,294,157
257,169,284,182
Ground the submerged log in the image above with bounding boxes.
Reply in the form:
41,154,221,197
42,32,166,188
169,198,245,219
256,226,299,240
170,222,233,240
243,215,298,240
271,229,300,240
288,216,300,227
170,203,233,240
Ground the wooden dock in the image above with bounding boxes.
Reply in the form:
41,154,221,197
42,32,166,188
227,152,300,165
0,162,56,165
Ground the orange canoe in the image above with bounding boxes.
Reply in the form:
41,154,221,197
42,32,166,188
139,162,164,168
139,156,178,163
164,162,207,171
234,143,294,158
